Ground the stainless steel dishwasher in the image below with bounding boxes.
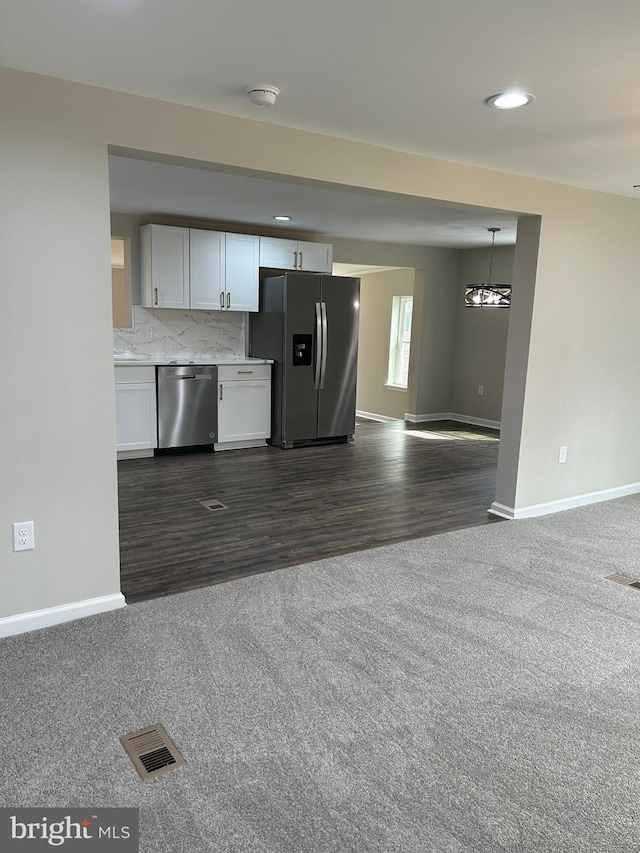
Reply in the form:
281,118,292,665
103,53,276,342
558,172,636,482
156,365,218,449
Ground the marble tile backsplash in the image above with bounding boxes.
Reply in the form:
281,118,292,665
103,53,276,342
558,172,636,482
113,306,246,360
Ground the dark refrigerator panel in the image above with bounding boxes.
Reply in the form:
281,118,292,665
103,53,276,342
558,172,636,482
249,272,360,448
317,275,360,438
283,273,321,442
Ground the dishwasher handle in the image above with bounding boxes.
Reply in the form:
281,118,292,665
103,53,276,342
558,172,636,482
165,373,213,380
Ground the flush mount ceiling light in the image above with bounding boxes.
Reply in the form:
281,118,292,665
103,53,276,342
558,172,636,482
464,228,512,308
273,215,291,221
485,91,535,110
244,85,280,107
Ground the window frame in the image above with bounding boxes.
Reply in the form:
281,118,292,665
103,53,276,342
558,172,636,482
386,294,413,390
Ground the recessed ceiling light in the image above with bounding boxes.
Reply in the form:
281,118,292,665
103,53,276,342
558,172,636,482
273,215,291,221
485,91,535,110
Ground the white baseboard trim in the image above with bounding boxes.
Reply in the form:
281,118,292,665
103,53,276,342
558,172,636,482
489,481,640,520
404,412,450,423
117,448,154,460
448,413,501,430
488,502,516,520
356,410,402,423
0,593,126,639
214,439,268,451
405,412,501,430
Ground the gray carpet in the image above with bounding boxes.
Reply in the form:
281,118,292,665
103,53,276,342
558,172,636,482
2,496,640,852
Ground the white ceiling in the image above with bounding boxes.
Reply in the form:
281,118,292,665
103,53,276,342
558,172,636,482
6,0,640,245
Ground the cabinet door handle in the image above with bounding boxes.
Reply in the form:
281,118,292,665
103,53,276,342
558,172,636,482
220,292,224,309
226,291,231,309
299,251,303,269
294,250,298,269
219,384,223,400
154,287,159,305
237,370,254,374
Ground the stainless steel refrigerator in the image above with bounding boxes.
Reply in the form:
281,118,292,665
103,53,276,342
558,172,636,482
249,273,360,448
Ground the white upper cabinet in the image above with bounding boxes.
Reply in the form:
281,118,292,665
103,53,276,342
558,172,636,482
259,237,333,273
190,229,226,310
259,237,299,270
141,225,260,312
296,241,333,273
225,232,259,311
141,224,190,309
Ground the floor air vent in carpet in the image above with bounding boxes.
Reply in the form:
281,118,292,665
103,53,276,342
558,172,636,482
606,572,640,589
119,724,186,780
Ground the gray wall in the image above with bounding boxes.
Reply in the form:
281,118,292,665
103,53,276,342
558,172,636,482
408,256,461,418
4,66,640,628
356,268,415,419
330,238,462,420
450,245,514,423
2,73,121,621
354,246,514,425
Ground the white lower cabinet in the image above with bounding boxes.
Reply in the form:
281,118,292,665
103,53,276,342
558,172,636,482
114,363,270,455
115,366,157,456
215,364,271,450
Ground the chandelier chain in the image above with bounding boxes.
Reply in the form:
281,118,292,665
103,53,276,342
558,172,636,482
488,227,498,287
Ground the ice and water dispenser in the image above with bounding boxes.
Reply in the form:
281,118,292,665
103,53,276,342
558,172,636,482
293,334,313,366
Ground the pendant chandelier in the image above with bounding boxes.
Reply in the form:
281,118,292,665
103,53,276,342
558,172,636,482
464,227,512,308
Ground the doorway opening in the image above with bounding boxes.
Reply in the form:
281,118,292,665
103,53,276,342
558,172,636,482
109,150,521,602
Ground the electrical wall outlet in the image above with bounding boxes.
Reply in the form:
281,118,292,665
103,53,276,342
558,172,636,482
558,445,568,464
477,385,484,396
13,521,35,551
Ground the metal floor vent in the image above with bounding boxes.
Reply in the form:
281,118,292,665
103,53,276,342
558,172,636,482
606,573,640,590
199,498,228,512
119,724,186,780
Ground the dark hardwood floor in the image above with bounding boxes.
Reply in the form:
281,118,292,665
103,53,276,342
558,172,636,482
118,419,502,603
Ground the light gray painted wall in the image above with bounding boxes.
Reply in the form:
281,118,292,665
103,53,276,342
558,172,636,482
496,216,540,510
450,245,514,422
330,238,462,419
356,268,415,419
330,237,450,271
1,79,121,619
408,256,462,418
4,67,640,627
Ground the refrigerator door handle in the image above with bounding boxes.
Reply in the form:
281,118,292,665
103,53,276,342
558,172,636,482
319,301,328,389
314,302,323,389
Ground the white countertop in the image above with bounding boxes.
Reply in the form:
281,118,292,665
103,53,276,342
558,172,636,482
114,356,272,366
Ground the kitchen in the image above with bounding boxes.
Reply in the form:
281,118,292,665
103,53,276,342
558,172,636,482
114,221,355,456
110,154,514,601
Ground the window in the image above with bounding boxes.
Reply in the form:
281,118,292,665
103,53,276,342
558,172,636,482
111,237,133,329
387,295,413,389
